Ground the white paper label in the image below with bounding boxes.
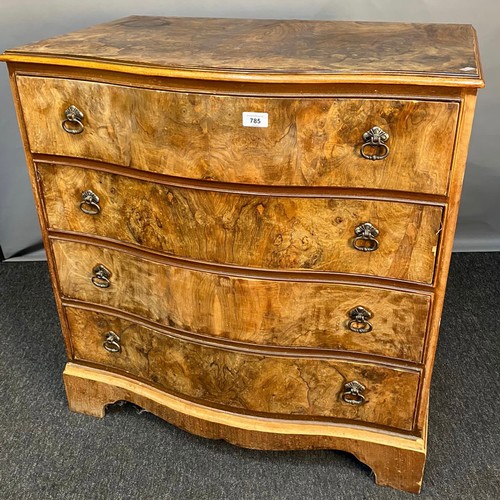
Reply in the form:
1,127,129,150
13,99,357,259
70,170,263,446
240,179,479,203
242,112,268,128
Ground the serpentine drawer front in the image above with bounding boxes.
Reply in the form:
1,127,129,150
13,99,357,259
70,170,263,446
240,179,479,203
64,306,421,430
51,239,431,362
1,16,483,493
40,163,443,283
17,76,459,194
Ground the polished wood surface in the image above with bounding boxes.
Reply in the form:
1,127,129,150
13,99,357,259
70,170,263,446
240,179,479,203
2,16,483,494
3,17,483,88
51,239,431,361
42,164,443,282
65,307,420,430
21,77,459,194
64,363,427,493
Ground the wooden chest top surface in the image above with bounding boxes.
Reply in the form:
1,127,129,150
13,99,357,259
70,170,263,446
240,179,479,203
1,16,483,86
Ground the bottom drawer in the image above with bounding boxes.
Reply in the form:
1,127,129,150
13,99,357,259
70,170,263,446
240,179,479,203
65,307,420,431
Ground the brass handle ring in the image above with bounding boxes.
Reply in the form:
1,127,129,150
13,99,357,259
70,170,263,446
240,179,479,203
347,306,373,334
342,381,366,406
62,105,84,135
360,126,390,161
103,331,121,353
353,235,379,252
348,318,373,334
360,141,389,161
79,190,100,215
91,264,111,289
352,222,380,252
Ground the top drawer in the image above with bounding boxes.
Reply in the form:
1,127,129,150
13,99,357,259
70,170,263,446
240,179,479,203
16,76,459,194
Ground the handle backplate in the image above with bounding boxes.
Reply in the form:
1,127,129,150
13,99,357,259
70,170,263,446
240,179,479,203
348,306,373,334
360,126,389,161
353,222,380,252
62,105,85,134
103,331,121,353
342,380,366,405
91,264,111,288
80,189,100,215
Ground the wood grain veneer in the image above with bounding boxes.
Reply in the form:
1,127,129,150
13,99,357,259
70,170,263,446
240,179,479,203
41,163,443,283
2,17,483,87
1,16,483,493
52,239,431,362
65,307,421,431
20,77,459,194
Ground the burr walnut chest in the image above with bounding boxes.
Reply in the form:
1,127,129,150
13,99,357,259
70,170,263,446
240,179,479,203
1,16,483,493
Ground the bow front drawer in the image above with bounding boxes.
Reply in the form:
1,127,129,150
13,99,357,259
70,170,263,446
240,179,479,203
64,306,421,431
40,164,443,283
18,76,458,194
52,239,431,362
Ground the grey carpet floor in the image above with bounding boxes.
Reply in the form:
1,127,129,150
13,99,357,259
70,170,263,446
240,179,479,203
0,253,499,500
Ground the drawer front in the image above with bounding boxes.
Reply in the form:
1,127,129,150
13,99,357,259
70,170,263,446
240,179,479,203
41,164,442,283
65,307,420,430
52,240,431,362
19,76,458,194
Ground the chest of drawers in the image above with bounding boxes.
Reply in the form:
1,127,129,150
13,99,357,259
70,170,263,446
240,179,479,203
1,17,483,493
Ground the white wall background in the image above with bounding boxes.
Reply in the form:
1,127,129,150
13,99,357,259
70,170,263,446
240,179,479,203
1,0,499,259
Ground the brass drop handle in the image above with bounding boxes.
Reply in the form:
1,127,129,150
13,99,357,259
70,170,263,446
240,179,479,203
103,331,121,353
353,222,379,252
91,264,111,288
62,104,85,134
342,381,366,405
360,126,389,160
79,190,101,215
347,306,373,334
